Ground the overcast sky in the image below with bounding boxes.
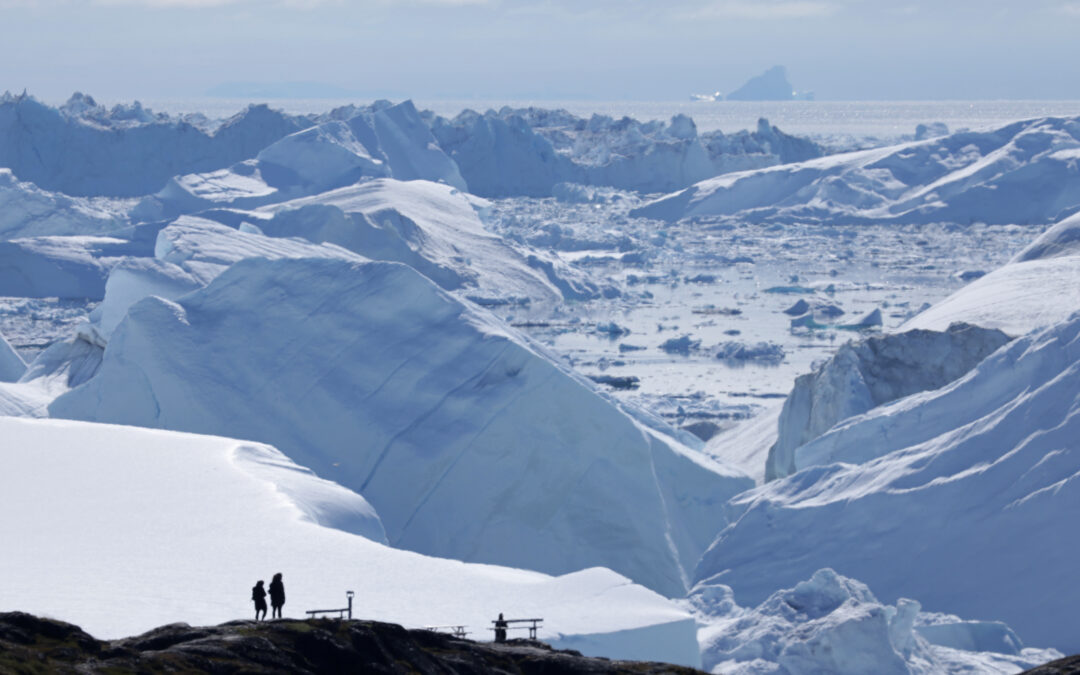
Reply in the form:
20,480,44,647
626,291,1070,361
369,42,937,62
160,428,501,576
2,0,1079,102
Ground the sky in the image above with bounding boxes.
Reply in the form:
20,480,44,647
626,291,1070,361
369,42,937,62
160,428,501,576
1,0,1079,102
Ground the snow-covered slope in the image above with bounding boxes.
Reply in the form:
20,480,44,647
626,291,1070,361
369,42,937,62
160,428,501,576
691,568,1059,674
0,93,308,197
257,179,614,304
694,312,1080,652
0,417,701,667
903,255,1080,336
636,116,1080,226
52,257,751,597
1012,210,1080,262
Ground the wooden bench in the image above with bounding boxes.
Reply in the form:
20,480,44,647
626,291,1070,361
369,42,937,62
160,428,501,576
423,624,469,638
305,591,355,620
305,608,350,619
490,617,543,640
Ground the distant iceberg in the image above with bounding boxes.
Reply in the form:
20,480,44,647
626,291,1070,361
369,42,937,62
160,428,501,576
724,66,814,101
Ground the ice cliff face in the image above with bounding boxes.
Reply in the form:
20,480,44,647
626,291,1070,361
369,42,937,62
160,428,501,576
0,235,155,299
52,257,752,597
691,568,1059,675
766,323,1011,480
0,330,25,382
636,116,1080,226
695,312,1080,653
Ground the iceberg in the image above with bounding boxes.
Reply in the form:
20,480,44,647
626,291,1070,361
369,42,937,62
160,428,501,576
903,254,1080,336
0,235,153,299
0,330,25,382
256,178,610,304
724,66,807,101
691,568,1059,674
429,106,822,197
0,92,308,197
0,169,129,240
635,116,1080,226
765,323,1011,480
695,312,1080,652
150,101,466,216
1011,210,1080,262
52,257,752,597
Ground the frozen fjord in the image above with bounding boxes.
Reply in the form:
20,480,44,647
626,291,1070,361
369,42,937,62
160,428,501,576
0,94,1078,671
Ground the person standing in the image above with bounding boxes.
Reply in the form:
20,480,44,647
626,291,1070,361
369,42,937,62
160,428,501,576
252,580,268,621
269,573,286,619
494,612,507,643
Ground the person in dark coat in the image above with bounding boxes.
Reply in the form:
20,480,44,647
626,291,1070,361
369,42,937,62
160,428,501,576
252,580,267,621
494,612,507,643
269,573,285,619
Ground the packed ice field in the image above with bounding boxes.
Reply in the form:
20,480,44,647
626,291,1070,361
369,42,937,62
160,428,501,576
1,91,1079,674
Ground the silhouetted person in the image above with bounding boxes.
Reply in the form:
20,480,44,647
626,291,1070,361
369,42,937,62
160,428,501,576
494,612,507,643
269,573,285,619
252,580,267,621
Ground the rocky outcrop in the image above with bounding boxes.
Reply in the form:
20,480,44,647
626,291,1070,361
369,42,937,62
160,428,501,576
1022,655,1080,674
0,612,702,674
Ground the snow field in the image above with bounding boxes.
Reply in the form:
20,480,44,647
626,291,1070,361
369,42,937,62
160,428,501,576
0,416,701,667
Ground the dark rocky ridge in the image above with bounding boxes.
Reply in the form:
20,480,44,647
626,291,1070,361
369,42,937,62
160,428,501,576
1022,655,1080,674
0,611,702,674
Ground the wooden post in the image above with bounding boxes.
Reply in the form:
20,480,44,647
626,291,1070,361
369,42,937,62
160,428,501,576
346,591,354,620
